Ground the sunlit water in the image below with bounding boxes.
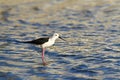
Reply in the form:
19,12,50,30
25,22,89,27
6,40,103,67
0,0,120,80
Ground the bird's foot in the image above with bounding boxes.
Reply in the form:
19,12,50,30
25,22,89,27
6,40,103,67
43,60,55,66
42,62,48,66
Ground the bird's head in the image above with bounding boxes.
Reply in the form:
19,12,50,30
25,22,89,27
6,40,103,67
52,33,66,41
53,33,59,39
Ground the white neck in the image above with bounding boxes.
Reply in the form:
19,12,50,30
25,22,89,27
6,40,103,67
50,36,58,41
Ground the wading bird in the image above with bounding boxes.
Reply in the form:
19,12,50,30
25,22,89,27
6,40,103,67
22,33,66,65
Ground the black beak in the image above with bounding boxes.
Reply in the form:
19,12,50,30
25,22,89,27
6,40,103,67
59,36,66,42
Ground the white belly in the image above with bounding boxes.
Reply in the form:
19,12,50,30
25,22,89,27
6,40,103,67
42,40,55,48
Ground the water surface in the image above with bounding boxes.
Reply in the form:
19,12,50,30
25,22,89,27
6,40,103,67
0,0,120,80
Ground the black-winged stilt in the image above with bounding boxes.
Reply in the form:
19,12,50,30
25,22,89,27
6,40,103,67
22,33,66,65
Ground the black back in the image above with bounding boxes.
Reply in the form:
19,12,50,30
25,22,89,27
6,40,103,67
22,37,49,45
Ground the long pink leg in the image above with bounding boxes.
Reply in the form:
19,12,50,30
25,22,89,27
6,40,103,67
42,48,46,65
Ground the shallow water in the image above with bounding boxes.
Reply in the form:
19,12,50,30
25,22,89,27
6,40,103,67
0,0,120,80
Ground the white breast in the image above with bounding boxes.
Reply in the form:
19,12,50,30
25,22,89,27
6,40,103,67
42,39,55,48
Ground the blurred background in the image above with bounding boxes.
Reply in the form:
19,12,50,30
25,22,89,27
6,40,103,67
0,0,120,80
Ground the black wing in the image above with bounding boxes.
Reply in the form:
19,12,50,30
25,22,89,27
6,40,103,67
22,37,49,45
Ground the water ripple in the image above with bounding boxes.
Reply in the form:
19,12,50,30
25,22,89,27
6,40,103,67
70,64,98,77
0,0,120,80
